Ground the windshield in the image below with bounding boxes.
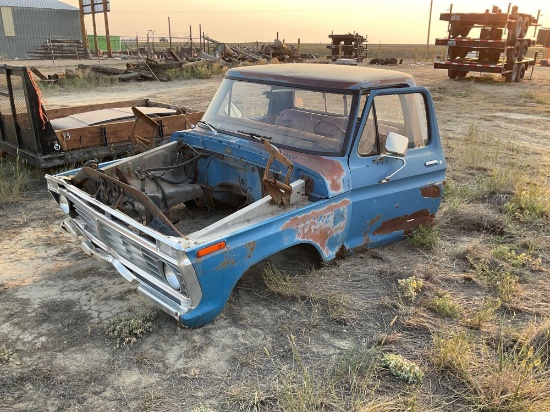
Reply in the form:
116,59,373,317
201,79,354,155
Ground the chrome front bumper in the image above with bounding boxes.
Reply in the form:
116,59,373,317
62,217,196,319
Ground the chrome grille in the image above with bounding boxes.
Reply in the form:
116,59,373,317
97,222,163,281
66,193,189,299
73,203,99,238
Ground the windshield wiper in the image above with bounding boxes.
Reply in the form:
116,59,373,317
237,131,272,141
197,120,218,136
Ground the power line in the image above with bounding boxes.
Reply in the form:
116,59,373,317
95,7,358,14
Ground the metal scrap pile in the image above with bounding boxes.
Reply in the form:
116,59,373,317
72,54,213,82
259,39,302,62
369,57,399,65
75,63,171,82
203,36,303,64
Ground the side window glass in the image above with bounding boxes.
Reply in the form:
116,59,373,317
357,92,429,157
358,108,377,156
403,93,429,149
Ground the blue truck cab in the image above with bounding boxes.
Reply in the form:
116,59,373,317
46,64,446,327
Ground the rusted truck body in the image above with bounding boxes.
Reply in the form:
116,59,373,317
0,64,202,167
46,64,446,327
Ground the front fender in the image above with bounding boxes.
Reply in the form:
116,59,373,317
180,195,352,327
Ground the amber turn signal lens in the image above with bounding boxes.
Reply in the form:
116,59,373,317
197,241,226,258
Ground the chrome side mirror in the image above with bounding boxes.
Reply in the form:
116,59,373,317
385,132,408,156
374,132,409,183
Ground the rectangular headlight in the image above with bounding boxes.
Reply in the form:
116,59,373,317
157,241,180,259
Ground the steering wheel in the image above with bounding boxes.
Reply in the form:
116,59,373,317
291,135,336,151
313,119,346,139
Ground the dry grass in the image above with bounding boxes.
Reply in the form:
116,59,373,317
262,263,363,325
0,158,33,203
1,65,550,411
433,326,550,411
523,91,550,105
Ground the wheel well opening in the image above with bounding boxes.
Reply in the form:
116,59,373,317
237,243,322,291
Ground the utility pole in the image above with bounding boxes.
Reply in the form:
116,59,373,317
168,17,172,49
90,0,99,56
189,25,193,56
102,0,112,57
426,0,434,58
77,0,89,57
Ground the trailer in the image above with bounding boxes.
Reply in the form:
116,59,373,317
434,5,541,82
0,64,203,168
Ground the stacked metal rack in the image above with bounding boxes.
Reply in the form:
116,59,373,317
327,33,367,62
434,5,541,82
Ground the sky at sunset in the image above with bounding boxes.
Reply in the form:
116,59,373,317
63,0,548,44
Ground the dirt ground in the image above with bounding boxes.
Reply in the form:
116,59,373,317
1,61,549,411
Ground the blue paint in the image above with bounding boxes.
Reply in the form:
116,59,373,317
51,66,446,328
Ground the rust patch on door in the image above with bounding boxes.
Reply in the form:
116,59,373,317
281,199,351,255
373,209,434,236
420,185,441,198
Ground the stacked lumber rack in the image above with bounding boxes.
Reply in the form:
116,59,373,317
28,39,86,60
327,33,367,62
434,5,541,82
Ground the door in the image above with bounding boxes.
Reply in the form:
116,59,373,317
345,87,446,251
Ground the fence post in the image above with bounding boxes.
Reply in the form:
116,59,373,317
414,48,418,64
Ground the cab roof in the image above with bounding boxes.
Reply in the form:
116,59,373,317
225,63,415,91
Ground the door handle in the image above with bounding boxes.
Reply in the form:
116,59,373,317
425,160,440,166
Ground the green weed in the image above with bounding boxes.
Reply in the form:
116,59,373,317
504,181,549,221
433,331,473,376
468,297,502,329
0,344,15,364
408,224,439,250
427,290,462,318
492,245,541,268
470,258,519,302
105,312,156,347
381,353,424,384
398,276,424,302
